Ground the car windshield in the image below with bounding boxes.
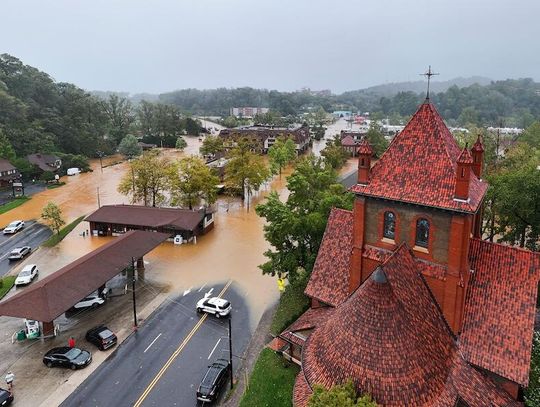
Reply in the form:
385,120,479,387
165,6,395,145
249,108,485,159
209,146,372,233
65,348,82,359
7,222,18,227
19,270,31,276
10,249,20,254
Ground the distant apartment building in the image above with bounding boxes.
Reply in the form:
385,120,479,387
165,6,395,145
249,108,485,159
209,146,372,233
218,124,310,154
230,107,269,118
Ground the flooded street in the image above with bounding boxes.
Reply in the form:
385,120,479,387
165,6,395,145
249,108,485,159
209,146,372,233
1,125,356,327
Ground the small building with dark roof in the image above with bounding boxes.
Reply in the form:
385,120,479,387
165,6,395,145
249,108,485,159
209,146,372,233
26,153,62,173
0,158,20,187
85,204,214,241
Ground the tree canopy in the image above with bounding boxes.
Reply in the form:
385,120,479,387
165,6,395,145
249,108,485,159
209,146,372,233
268,137,296,178
41,202,65,234
170,156,219,209
256,155,353,282
309,380,378,407
118,134,143,158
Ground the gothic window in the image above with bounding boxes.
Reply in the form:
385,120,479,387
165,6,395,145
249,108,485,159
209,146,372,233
383,211,396,240
415,218,430,248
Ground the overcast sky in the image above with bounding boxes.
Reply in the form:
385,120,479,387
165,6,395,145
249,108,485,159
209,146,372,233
2,0,539,94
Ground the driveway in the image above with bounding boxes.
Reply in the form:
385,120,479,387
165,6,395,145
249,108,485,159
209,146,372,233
61,281,250,407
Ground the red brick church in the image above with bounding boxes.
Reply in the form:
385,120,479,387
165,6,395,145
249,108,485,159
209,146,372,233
276,100,540,406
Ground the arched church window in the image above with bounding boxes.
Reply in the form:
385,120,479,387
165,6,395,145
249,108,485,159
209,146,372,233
383,211,396,240
415,218,430,248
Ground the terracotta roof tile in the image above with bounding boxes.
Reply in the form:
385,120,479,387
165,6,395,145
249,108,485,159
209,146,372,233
457,147,474,164
471,135,484,152
351,102,488,213
299,244,516,406
293,373,312,407
280,307,335,347
357,137,373,155
340,135,357,147
461,238,540,385
304,208,353,306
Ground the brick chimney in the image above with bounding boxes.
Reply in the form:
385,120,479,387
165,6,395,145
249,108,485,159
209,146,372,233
357,137,373,185
454,146,473,200
471,135,484,178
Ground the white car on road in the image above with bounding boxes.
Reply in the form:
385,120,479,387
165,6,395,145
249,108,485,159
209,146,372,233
3,220,24,234
15,264,39,286
196,297,231,318
70,288,109,310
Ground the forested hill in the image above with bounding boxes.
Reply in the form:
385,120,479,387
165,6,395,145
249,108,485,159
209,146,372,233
158,79,540,127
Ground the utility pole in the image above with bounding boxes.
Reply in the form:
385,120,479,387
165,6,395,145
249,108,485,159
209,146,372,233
132,257,138,328
228,317,233,390
97,187,101,208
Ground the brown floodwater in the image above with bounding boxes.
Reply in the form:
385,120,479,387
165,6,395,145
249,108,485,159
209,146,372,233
1,142,357,326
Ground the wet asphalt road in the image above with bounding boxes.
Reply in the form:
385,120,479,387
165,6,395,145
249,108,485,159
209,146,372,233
62,281,251,407
0,221,52,277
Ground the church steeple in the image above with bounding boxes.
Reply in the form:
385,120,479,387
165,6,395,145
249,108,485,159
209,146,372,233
471,135,484,178
454,146,473,201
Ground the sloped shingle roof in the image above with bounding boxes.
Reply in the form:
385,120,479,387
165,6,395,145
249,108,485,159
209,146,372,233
461,238,540,385
351,102,488,213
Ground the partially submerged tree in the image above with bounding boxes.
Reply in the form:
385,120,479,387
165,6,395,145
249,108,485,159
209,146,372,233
118,150,175,207
41,202,65,234
321,136,348,170
365,122,388,157
268,137,296,178
118,134,142,158
175,136,187,151
309,380,378,407
200,135,224,157
225,139,270,211
170,156,219,209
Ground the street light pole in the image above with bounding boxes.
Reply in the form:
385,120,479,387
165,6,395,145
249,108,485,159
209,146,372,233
131,257,138,329
228,317,233,390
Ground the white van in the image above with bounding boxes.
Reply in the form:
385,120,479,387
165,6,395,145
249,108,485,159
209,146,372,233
67,167,81,176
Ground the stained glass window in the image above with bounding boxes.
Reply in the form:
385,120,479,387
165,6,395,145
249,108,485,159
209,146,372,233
415,218,430,248
383,211,396,240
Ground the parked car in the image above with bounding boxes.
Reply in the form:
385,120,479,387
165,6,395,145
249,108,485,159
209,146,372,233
0,387,13,406
71,294,105,310
3,220,24,235
196,297,231,318
15,264,38,286
85,325,117,350
8,246,31,261
67,167,81,176
43,347,92,370
196,359,230,403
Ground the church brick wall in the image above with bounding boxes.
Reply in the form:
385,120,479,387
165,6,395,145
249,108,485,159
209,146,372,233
364,198,452,264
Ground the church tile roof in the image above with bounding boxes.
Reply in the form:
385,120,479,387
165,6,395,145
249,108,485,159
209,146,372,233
461,238,540,386
297,245,516,406
304,208,353,306
351,102,488,213
279,306,335,347
357,137,373,155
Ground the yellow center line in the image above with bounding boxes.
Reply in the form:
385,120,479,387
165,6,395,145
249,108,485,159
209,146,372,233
133,279,233,407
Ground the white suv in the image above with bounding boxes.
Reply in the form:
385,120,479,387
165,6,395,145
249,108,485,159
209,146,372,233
72,295,105,310
196,297,232,318
3,220,24,234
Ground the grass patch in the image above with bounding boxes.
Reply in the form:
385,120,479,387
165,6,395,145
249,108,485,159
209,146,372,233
0,196,30,215
42,215,85,247
47,182,66,189
270,277,310,335
0,276,16,300
239,348,299,407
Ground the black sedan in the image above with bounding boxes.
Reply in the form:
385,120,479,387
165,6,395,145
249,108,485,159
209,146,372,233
196,358,230,403
85,326,117,350
0,388,13,406
43,347,92,370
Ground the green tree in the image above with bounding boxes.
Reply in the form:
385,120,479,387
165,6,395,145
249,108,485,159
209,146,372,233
222,116,238,128
225,139,270,211
525,332,540,406
256,155,353,282
184,117,202,136
487,145,540,250
41,202,65,234
309,380,377,407
0,130,16,161
200,135,224,157
103,94,134,145
118,134,142,158
170,156,219,209
175,136,187,150
519,121,540,150
40,170,55,183
118,150,174,207
365,122,388,157
268,137,296,178
321,136,348,170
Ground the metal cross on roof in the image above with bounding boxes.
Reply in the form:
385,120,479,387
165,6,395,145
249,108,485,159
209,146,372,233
420,65,439,100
